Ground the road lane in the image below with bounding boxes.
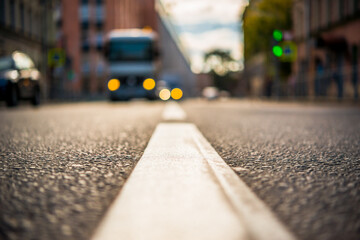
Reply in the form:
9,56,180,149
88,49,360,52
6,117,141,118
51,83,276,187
92,123,295,240
162,101,187,121
183,100,360,240
0,102,163,240
1,99,359,240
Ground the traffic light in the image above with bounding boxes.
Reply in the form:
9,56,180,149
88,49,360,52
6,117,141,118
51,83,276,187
272,45,283,57
272,30,283,57
273,30,283,42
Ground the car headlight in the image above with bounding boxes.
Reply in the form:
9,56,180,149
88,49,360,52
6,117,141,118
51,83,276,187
5,70,19,81
31,70,40,80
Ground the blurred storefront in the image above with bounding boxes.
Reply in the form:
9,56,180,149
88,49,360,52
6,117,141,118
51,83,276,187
0,0,59,99
292,0,360,99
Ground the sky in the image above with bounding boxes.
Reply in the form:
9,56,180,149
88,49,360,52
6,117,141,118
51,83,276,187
160,0,248,73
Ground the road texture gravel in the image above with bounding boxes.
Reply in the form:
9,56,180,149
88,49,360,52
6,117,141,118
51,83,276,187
183,99,360,240
0,101,163,240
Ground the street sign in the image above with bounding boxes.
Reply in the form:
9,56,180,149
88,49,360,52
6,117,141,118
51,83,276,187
279,41,297,62
48,48,66,67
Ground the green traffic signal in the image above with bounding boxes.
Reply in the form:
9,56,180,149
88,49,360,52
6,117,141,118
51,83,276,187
272,45,283,57
273,30,283,42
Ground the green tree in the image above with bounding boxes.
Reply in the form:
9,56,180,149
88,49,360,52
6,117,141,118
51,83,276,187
242,0,293,94
243,0,292,61
204,49,239,92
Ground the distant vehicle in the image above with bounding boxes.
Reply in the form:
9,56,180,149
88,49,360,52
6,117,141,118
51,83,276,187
202,86,219,100
0,51,41,107
104,28,160,101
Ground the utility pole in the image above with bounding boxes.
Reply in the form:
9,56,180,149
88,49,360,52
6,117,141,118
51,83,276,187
272,30,283,98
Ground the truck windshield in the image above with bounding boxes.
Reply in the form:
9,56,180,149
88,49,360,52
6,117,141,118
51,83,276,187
108,40,153,61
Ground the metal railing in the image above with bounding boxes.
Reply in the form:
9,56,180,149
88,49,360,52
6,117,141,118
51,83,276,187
249,64,360,101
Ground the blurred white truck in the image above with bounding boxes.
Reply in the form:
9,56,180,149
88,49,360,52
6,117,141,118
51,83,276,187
104,28,160,100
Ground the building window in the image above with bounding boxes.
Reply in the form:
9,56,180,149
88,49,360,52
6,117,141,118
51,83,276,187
28,9,32,36
352,45,358,98
315,0,318,30
33,12,37,38
95,5,104,28
35,13,40,39
10,0,15,28
310,0,318,31
82,61,90,75
352,45,358,67
321,0,327,27
354,0,359,14
339,0,344,20
82,77,90,94
20,2,25,32
96,32,103,50
81,29,90,51
326,0,331,26
54,4,62,28
80,5,89,26
0,0,5,25
316,0,321,30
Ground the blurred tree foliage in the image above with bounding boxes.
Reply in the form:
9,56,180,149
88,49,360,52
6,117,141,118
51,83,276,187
204,49,239,92
243,0,292,61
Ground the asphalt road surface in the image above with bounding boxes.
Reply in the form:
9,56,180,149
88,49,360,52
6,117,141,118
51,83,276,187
183,100,360,240
0,102,163,240
1,100,359,240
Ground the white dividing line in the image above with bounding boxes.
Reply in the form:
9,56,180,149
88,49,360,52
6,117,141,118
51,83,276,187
162,101,187,121
92,123,296,240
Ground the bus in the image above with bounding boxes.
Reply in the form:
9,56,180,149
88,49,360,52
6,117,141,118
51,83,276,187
104,28,160,101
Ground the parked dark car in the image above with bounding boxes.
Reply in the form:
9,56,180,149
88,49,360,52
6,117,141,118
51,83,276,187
0,51,41,107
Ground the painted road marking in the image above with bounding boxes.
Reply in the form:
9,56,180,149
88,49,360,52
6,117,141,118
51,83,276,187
162,101,186,121
92,123,296,240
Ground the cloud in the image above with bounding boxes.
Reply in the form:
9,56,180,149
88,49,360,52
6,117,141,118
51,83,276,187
178,28,244,72
175,22,241,35
160,0,247,72
180,28,242,60
162,0,247,25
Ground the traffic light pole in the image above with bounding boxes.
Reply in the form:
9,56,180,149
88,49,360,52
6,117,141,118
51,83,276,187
272,38,280,98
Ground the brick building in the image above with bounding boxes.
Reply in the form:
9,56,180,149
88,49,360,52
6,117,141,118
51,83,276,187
55,0,157,98
292,0,360,99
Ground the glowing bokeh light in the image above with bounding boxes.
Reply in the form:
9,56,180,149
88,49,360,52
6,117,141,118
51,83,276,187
108,79,120,91
159,89,171,101
272,46,283,57
171,88,183,100
143,78,156,90
273,30,283,41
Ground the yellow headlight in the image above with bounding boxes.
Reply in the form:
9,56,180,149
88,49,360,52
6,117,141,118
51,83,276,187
171,88,183,100
143,78,156,90
159,89,171,101
108,79,120,91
